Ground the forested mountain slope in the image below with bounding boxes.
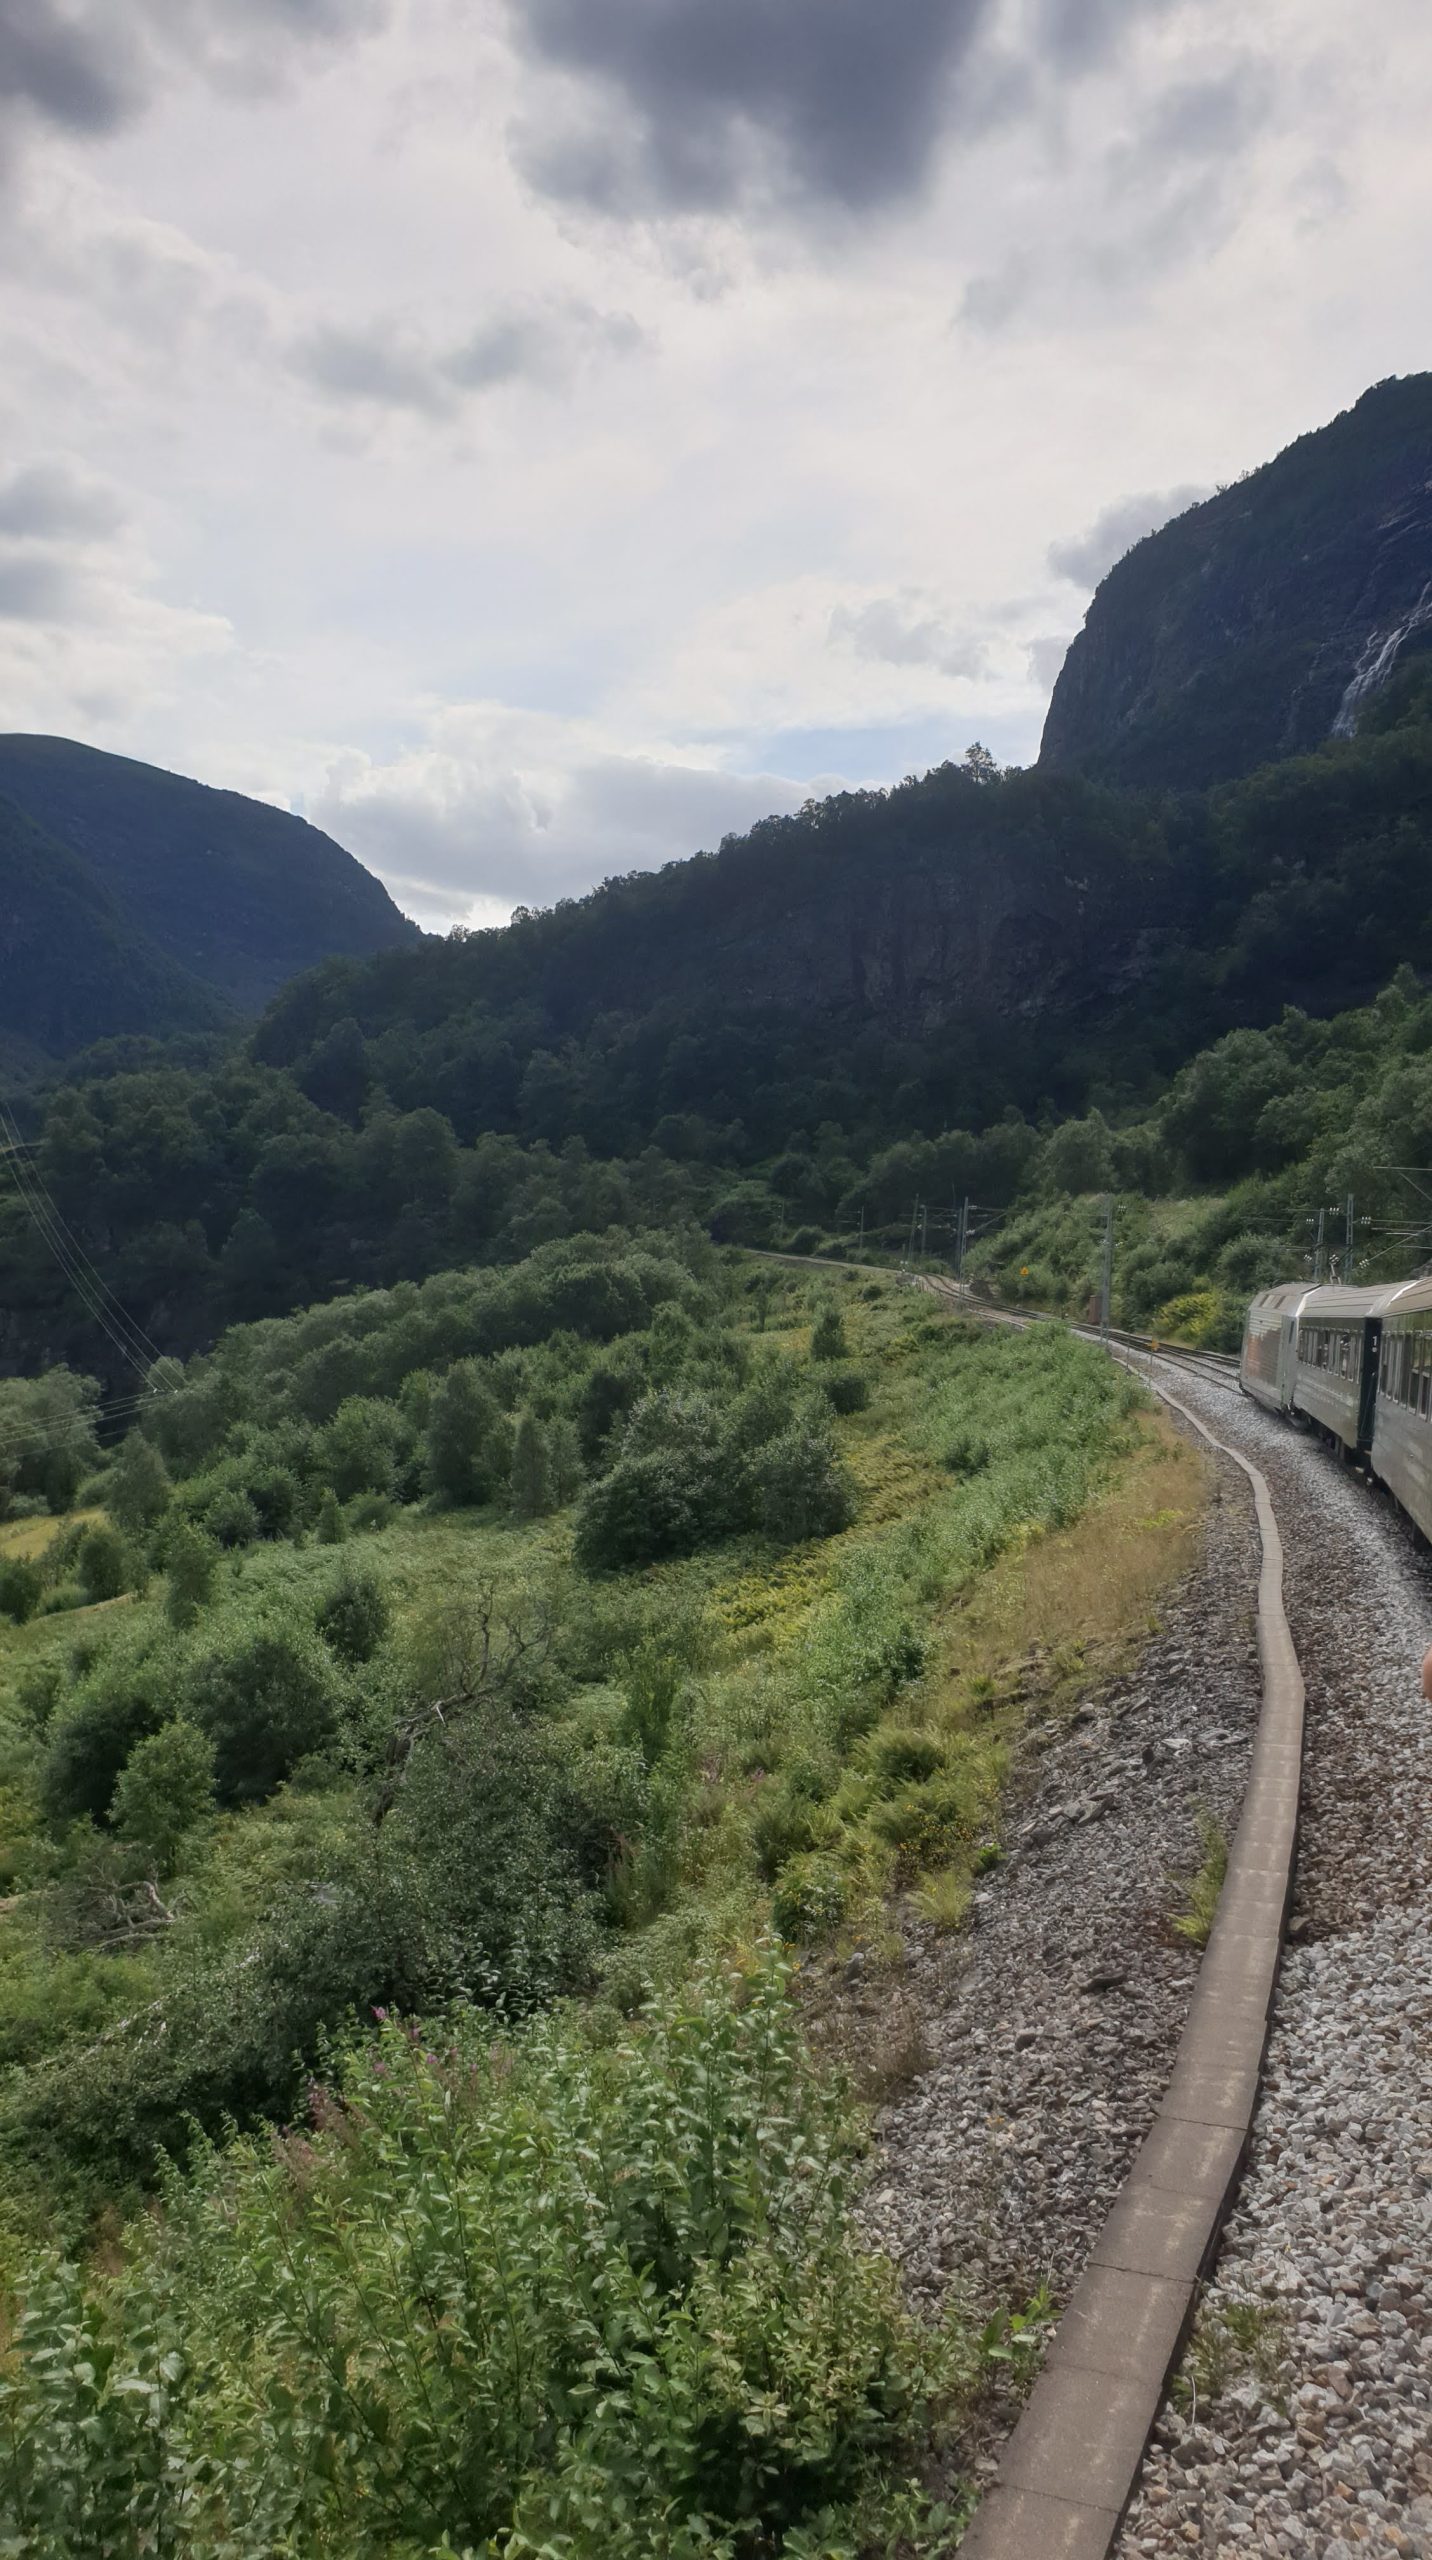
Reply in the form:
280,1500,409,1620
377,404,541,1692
0,735,419,1042
0,796,227,1072
1040,372,1432,789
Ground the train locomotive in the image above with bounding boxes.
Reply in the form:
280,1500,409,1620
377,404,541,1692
1241,1276,1432,1537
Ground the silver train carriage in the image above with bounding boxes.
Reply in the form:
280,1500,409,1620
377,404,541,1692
1241,1277,1432,1542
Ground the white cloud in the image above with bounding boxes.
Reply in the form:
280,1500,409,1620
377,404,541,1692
308,709,820,925
0,0,1426,926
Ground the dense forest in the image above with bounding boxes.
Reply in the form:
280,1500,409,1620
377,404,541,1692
5,662,1432,1386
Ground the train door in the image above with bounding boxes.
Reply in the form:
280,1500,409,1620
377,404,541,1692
1358,1321,1382,1452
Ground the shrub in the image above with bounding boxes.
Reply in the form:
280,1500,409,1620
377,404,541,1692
771,1852,849,1942
314,1486,347,1544
42,1645,179,1826
868,1727,945,1789
204,1488,259,1549
110,1721,216,1874
753,1424,855,1545
77,1524,134,1605
823,1364,870,1413
574,1447,711,1572
105,1431,171,1535
316,1563,391,1665
810,1300,848,1359
0,1558,42,1625
0,1953,951,2557
185,1620,343,1804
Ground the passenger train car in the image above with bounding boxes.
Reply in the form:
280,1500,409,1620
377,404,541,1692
1241,1276,1432,1540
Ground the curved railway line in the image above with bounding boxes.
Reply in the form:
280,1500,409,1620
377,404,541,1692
760,1251,1431,2551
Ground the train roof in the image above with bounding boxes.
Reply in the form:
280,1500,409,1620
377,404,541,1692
1246,1284,1310,1317
1368,1275,1432,1322
1296,1280,1427,1321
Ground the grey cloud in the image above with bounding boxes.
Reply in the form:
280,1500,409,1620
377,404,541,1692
0,547,84,617
1047,482,1210,586
1026,632,1075,689
0,3,138,137
0,0,384,152
831,594,990,679
506,0,997,217
296,322,453,417
0,459,124,539
314,752,811,914
1108,60,1273,189
293,300,647,414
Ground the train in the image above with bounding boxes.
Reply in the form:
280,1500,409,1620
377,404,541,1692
1240,1276,1432,1536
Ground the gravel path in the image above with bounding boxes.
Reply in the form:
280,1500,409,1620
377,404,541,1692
1116,1368,1432,2560
855,1452,1263,2314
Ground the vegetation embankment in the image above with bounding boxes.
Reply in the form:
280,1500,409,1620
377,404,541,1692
0,1237,1201,2554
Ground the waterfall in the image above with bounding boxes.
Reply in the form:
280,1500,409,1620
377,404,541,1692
1331,581,1432,735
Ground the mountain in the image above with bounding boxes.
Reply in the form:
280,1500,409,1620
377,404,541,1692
1039,373,1432,790
0,796,229,1074
0,736,419,1042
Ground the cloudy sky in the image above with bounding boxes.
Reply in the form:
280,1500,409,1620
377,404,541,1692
3,0,1431,927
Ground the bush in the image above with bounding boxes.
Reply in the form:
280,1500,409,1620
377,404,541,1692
77,1525,134,1605
0,1953,949,2558
771,1852,849,1942
823,1365,870,1413
314,1486,347,1544
0,1558,42,1625
868,1727,945,1789
204,1488,259,1549
110,1721,216,1874
42,1643,179,1826
316,1563,392,1666
185,1619,343,1804
810,1300,848,1359
753,1424,855,1545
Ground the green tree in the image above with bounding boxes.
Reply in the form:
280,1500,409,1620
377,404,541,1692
315,1487,347,1545
107,1430,172,1535
809,1301,847,1360
510,1411,553,1520
316,1564,392,1666
164,1523,218,1631
78,1523,133,1604
424,1361,509,1506
109,1721,216,1874
186,1622,342,1804
0,1558,42,1625
754,1425,855,1545
316,1397,410,1503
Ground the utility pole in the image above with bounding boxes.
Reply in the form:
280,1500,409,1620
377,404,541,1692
1313,1205,1326,1285
905,1200,920,1265
1099,1194,1114,1340
955,1196,970,1293
857,1203,865,1254
919,1201,929,1262
1345,1191,1356,1285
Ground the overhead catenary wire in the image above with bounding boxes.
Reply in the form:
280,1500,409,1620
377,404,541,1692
0,1102,163,1382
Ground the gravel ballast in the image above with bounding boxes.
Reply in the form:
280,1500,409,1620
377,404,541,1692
1114,1368,1432,2560
857,1444,1263,2316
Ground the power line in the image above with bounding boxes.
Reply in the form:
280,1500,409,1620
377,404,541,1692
0,1103,162,1382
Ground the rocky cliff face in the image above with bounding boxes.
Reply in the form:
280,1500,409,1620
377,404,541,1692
1039,375,1432,790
